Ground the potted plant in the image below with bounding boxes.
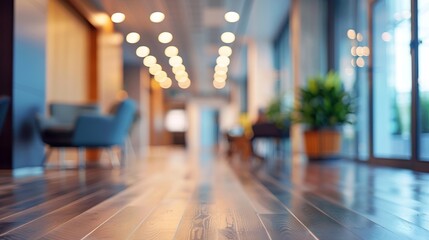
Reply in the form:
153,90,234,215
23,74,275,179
295,71,353,160
265,96,290,130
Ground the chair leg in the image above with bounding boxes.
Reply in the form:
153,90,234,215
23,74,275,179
59,148,66,169
78,147,85,169
42,147,53,167
108,148,120,167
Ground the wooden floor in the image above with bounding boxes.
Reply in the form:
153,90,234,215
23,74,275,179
1,147,429,239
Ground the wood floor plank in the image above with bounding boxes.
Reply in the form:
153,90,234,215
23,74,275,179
129,171,196,240
0,187,125,239
255,173,362,240
259,214,316,240
38,176,167,240
81,182,172,240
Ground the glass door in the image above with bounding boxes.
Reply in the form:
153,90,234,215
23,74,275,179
372,0,412,159
419,0,429,160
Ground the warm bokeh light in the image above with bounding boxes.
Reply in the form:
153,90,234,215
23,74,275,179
216,56,230,67
347,29,356,39
169,56,183,67
178,79,191,89
215,70,227,76
218,46,232,57
126,32,140,44
350,46,356,56
154,71,167,82
92,13,110,27
165,46,179,57
225,11,240,23
356,57,365,67
158,32,173,44
111,12,125,23
351,58,355,67
356,46,363,56
356,33,363,42
363,46,370,56
143,55,157,67
136,46,150,58
160,77,172,88
221,32,235,44
213,80,226,89
172,64,186,74
215,65,228,72
149,64,162,75
150,12,165,23
176,75,189,83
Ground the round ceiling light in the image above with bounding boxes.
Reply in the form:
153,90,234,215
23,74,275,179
213,80,226,89
165,46,179,57
221,32,235,44
126,32,140,44
154,71,167,82
172,64,186,74
158,32,173,44
178,79,191,89
160,78,172,89
218,46,232,57
150,12,165,23
176,75,189,83
224,11,240,23
216,56,230,67
215,65,228,72
169,56,183,67
143,55,157,67
136,46,150,58
111,12,125,23
149,64,162,75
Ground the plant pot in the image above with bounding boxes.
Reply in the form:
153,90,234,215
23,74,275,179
303,129,341,160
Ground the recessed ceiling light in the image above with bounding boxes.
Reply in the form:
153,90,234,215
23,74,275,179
136,46,150,58
172,64,186,74
176,75,188,83
221,32,235,44
154,71,167,82
169,56,183,67
111,12,125,23
165,46,179,57
178,79,191,89
225,11,240,23
216,56,230,66
158,32,173,44
160,78,172,89
150,12,165,23
218,46,232,57
215,65,228,72
213,80,226,89
126,32,140,44
149,64,162,75
143,55,157,67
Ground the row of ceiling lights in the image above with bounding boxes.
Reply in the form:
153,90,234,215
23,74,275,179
110,11,190,89
110,10,240,90
212,11,240,89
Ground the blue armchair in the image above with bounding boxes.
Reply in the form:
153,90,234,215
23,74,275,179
39,99,136,168
0,97,10,134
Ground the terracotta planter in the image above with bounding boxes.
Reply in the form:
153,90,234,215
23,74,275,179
303,129,341,160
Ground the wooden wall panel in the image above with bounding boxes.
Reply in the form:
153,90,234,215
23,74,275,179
46,0,90,104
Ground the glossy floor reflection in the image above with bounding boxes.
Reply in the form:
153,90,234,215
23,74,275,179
0,147,428,239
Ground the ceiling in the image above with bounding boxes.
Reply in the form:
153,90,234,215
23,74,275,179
82,0,290,96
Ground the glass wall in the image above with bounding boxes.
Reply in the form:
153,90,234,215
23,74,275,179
419,0,429,160
274,23,293,110
334,0,369,160
373,0,412,159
